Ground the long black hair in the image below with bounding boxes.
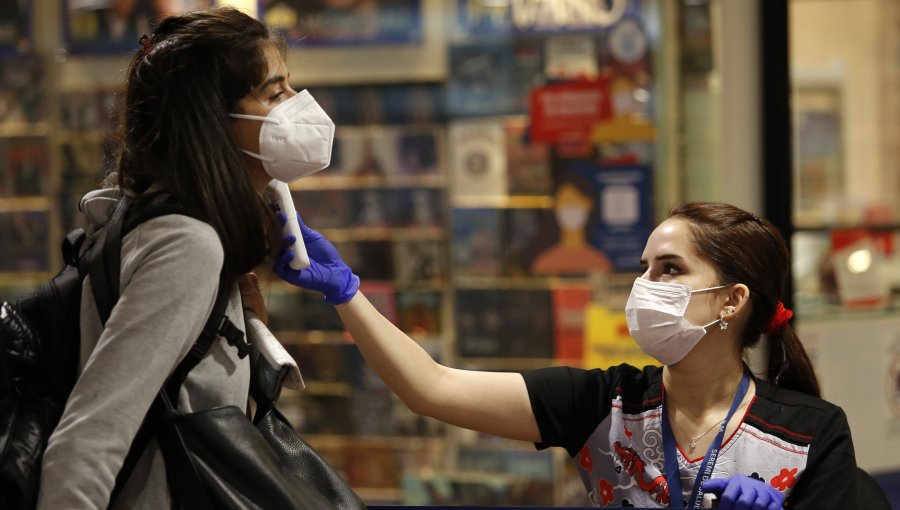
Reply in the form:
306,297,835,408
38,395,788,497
669,202,821,398
112,6,281,282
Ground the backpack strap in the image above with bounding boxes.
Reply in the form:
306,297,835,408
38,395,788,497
93,200,251,504
108,273,237,504
89,199,127,325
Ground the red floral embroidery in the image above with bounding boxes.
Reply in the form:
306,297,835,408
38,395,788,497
578,445,594,473
624,426,633,438
598,478,615,507
770,467,799,491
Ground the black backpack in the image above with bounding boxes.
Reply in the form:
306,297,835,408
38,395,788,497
0,227,88,509
0,200,237,509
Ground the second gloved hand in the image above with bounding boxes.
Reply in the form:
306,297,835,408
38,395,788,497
701,475,783,510
273,213,359,305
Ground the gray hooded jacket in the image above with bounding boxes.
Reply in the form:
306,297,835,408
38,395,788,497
37,188,250,509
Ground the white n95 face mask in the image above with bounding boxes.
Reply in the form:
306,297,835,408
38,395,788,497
230,89,335,183
624,278,726,365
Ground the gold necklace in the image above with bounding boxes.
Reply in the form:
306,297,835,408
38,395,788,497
675,399,749,451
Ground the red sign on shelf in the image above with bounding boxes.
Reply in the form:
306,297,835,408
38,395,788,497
529,79,613,144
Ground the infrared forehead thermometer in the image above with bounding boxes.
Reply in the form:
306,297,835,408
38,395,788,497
264,179,309,270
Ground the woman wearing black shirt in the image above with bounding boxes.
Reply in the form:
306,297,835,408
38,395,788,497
275,201,857,509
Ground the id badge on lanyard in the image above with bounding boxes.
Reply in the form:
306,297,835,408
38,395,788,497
661,373,750,508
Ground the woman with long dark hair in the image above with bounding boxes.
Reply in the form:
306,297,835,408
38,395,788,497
37,7,333,508
276,201,858,509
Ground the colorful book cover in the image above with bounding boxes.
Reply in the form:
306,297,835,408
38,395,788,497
454,289,504,358
457,447,554,480
0,2,30,54
344,444,401,488
451,208,503,277
334,240,395,282
583,303,659,370
500,289,554,359
359,281,397,324
64,1,214,54
528,172,614,276
447,43,517,117
262,286,305,333
2,137,49,197
455,289,553,359
292,189,352,230
0,208,49,272
448,120,508,199
503,207,555,277
447,41,541,117
284,343,356,384
261,0,422,46
295,393,354,435
332,128,401,177
396,290,442,339
350,188,394,229
392,239,446,285
392,188,444,229
305,82,445,126
396,127,441,176
504,117,552,196
59,91,101,132
0,55,45,123
297,290,346,332
552,285,592,365
577,163,653,271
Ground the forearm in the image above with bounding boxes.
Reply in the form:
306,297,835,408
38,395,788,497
336,291,447,415
334,291,540,442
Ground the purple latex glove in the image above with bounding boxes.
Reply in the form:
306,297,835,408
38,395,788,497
273,212,359,305
701,475,783,510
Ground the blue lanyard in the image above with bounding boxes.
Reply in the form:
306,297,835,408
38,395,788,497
661,373,750,508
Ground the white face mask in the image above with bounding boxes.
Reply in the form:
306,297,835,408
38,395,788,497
230,89,335,183
624,278,727,365
556,204,589,231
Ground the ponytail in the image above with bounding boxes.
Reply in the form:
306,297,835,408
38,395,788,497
766,323,821,398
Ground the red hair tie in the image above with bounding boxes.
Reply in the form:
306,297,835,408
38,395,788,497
139,34,154,52
764,301,793,335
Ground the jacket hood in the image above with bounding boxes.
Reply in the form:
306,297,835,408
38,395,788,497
79,188,120,231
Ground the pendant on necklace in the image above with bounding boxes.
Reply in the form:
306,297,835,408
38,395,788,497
689,439,696,450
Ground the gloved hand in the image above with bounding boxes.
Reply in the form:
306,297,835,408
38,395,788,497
272,212,359,305
701,475,783,510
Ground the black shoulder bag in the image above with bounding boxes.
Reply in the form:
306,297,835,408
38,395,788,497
94,200,366,510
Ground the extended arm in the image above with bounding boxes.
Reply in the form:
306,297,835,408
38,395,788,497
274,218,540,443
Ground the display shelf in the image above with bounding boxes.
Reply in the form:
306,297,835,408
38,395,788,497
0,272,52,285
275,330,352,346
451,275,587,290
0,196,51,210
0,123,49,138
317,226,445,242
303,434,447,450
453,358,557,371
354,487,404,503
301,381,353,397
296,174,446,190
451,195,554,209
53,130,107,145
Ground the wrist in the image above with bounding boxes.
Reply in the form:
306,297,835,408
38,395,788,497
325,273,360,305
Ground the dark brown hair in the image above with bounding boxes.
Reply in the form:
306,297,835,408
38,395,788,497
669,202,821,398
112,6,282,282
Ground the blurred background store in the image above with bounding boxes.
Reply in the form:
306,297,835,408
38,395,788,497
0,0,897,506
